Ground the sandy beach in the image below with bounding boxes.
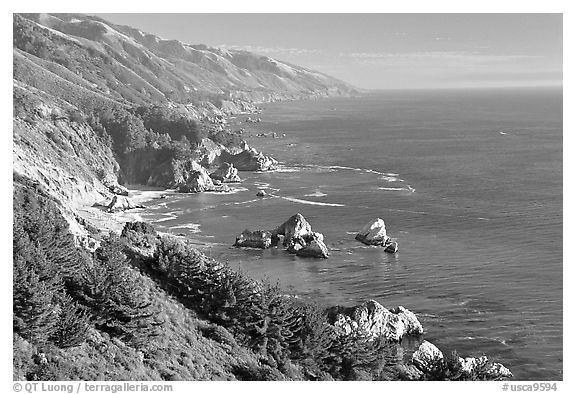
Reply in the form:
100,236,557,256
76,186,174,234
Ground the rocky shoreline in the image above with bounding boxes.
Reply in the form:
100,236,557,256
65,100,514,380
77,175,513,380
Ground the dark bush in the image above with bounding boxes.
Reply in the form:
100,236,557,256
146,235,396,379
80,235,162,347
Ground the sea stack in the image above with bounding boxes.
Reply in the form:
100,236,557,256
210,162,241,183
355,218,389,245
234,229,273,249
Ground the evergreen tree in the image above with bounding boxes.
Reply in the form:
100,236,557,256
51,293,92,348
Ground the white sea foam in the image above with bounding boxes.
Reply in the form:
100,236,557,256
154,214,177,223
205,186,249,195
381,176,399,182
377,187,406,191
228,198,262,206
169,223,201,233
282,196,344,207
304,191,328,197
153,210,184,222
271,166,301,173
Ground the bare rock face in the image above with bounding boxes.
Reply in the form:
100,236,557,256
383,239,399,253
102,177,129,196
197,138,224,167
147,159,217,193
296,237,329,259
410,341,513,380
106,195,144,212
331,299,423,341
273,213,313,246
412,340,444,374
210,162,241,183
458,356,513,379
221,146,278,171
355,218,389,245
75,235,101,252
234,229,273,249
177,170,215,193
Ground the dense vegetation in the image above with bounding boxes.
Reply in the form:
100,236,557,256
13,170,505,381
13,173,399,380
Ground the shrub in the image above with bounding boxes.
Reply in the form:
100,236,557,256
80,235,162,347
146,234,395,379
13,253,61,345
51,293,92,348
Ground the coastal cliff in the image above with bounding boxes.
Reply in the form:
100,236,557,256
12,13,511,382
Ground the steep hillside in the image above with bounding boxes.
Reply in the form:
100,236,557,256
16,13,356,107
12,12,357,233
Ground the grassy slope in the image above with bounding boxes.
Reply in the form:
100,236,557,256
12,176,296,381
14,273,292,381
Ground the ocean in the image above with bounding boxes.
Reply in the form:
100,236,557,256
141,87,563,380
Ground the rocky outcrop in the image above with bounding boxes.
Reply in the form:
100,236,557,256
177,170,215,193
457,356,513,379
234,214,328,258
101,177,129,196
106,195,144,213
272,213,313,246
355,218,389,245
147,159,208,189
383,240,399,253
412,340,444,374
356,218,398,253
196,138,224,167
221,146,278,171
330,299,423,341
296,237,329,259
210,162,241,183
409,340,513,380
75,235,101,252
234,229,273,249
147,158,235,193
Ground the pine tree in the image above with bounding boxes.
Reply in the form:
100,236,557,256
13,254,60,344
81,235,161,347
51,293,92,348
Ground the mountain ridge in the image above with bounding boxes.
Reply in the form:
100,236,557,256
13,12,358,237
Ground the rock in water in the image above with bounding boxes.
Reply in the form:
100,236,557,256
256,190,267,197
178,170,215,193
106,195,143,212
273,213,313,246
286,237,307,253
210,162,241,183
221,146,278,171
331,299,423,341
296,238,329,258
383,239,399,253
234,229,273,249
409,341,513,380
458,356,513,379
412,341,444,374
355,218,389,245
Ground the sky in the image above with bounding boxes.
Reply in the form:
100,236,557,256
93,14,561,90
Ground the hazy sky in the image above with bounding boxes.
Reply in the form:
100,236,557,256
94,13,562,90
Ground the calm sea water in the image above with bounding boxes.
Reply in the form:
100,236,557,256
142,88,562,380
